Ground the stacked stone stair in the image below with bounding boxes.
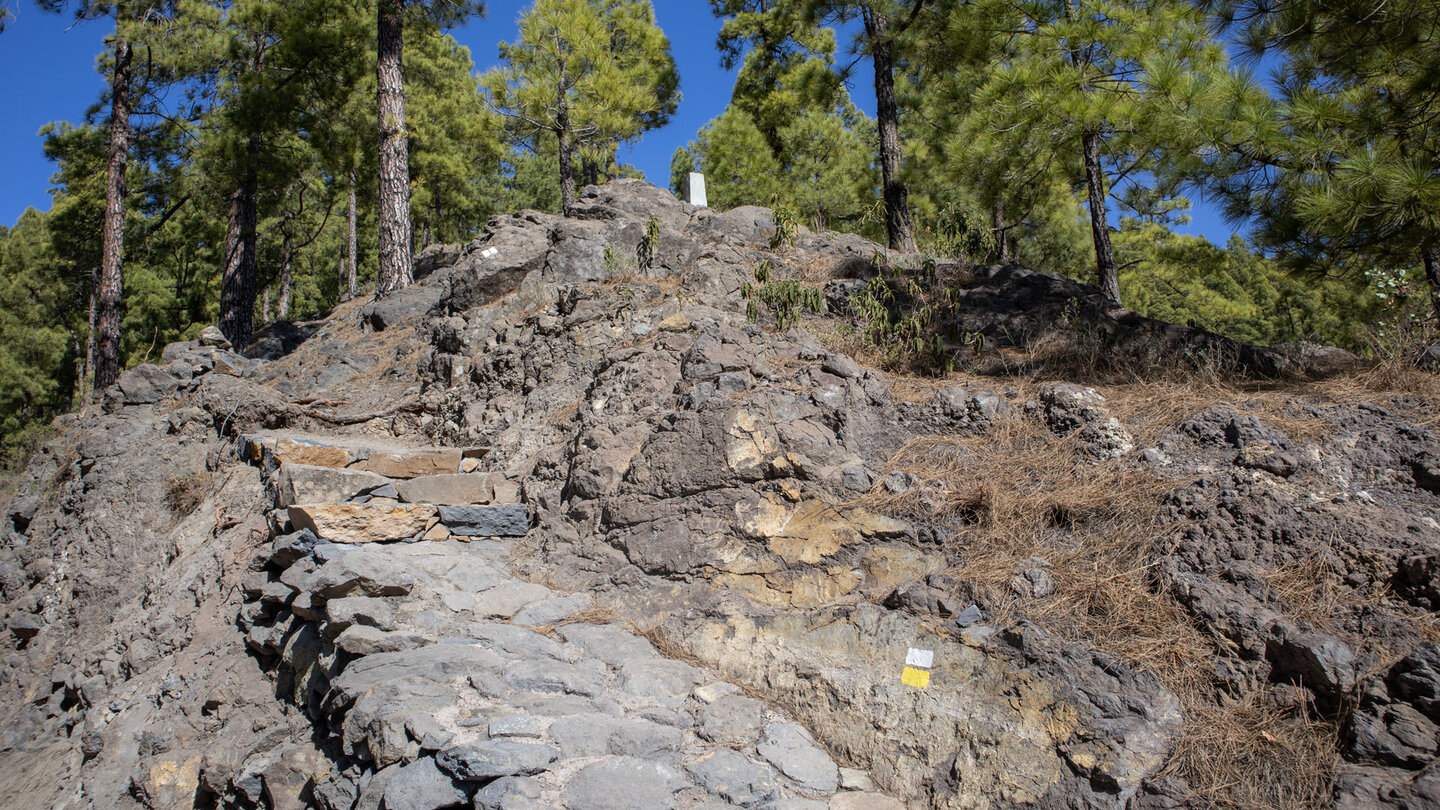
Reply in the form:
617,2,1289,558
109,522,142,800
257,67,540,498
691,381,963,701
235,431,904,810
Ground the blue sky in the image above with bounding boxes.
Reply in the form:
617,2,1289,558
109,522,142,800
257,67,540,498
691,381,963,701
0,0,1239,243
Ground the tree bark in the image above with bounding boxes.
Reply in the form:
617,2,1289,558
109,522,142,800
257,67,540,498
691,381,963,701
278,235,293,321
84,270,97,395
557,119,577,217
219,135,261,347
95,35,132,392
347,170,359,300
432,191,443,246
1082,129,1121,306
864,10,917,254
1423,242,1440,326
376,0,413,296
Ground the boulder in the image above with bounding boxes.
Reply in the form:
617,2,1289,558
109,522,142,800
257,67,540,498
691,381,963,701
116,364,180,405
288,503,438,544
381,758,466,810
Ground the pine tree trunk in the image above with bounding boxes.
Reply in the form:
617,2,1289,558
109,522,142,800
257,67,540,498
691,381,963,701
278,238,293,321
557,122,577,217
993,203,1011,264
219,136,260,347
582,157,600,188
376,0,413,296
84,273,97,395
433,192,443,246
347,171,359,300
865,11,917,254
1423,242,1440,326
95,35,131,392
1082,129,1121,306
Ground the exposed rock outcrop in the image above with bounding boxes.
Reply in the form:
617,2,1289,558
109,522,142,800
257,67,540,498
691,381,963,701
1,179,1436,810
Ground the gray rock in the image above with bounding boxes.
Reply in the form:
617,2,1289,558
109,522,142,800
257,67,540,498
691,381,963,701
563,756,686,810
558,623,659,667
1392,643,1440,720
304,552,420,599
336,626,430,656
953,605,983,628
510,594,590,626
116,363,180,405
472,776,543,810
273,463,390,508
699,695,766,746
470,582,556,620
8,612,42,639
488,714,543,738
438,504,530,537
330,644,506,709
435,740,559,781
325,596,397,633
549,715,683,759
618,658,701,707
382,757,466,810
198,325,231,348
757,722,839,792
503,659,605,697
686,749,782,806
1266,625,1357,705
405,714,457,751
269,529,318,569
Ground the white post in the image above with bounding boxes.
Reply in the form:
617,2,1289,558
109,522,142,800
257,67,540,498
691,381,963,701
684,172,708,208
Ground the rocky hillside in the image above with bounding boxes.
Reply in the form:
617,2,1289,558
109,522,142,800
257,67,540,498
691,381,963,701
2,180,1438,810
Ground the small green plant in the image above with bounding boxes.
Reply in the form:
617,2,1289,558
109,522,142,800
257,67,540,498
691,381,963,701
603,244,620,274
637,214,661,271
741,261,824,329
771,206,799,249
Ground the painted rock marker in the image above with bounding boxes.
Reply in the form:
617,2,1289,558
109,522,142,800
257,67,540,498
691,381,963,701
902,647,934,688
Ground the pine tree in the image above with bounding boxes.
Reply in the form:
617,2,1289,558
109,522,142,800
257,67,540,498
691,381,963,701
36,1,171,390
799,0,928,252
483,0,677,215
1193,0,1440,324
375,0,484,296
942,0,1225,305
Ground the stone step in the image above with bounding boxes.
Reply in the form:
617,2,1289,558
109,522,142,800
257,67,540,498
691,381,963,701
287,502,531,544
240,430,488,479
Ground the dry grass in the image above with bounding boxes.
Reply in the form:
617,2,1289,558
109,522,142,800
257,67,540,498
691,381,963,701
851,418,1343,809
1164,695,1338,810
166,471,211,515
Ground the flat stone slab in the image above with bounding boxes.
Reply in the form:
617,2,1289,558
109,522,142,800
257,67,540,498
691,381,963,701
436,740,559,781
273,463,390,508
240,431,487,478
289,503,438,544
563,756,686,810
395,473,510,506
439,504,530,537
356,449,465,479
758,721,839,793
